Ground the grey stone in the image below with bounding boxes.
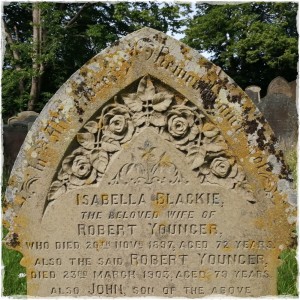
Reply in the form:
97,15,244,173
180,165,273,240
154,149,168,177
266,76,293,97
3,111,39,172
258,93,297,142
289,80,297,101
245,85,261,105
8,110,39,126
3,125,28,172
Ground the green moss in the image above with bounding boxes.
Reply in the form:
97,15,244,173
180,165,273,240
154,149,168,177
285,148,297,188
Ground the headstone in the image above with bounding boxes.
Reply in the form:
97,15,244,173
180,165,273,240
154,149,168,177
267,76,293,98
245,85,261,105
4,28,296,297
3,125,28,171
3,111,39,172
258,95,298,143
289,80,297,102
8,110,39,129
258,77,297,143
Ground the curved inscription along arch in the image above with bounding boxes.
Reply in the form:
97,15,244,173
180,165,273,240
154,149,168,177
4,28,296,297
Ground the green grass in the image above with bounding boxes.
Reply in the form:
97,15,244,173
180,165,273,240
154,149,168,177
277,249,298,296
2,228,27,296
2,168,27,296
276,142,298,296
277,142,297,296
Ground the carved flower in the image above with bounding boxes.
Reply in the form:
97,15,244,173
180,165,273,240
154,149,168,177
186,122,229,170
201,156,246,188
167,107,199,145
210,157,231,178
168,115,189,137
62,148,97,186
102,106,134,145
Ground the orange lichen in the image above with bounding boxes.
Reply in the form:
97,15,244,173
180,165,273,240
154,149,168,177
152,193,169,216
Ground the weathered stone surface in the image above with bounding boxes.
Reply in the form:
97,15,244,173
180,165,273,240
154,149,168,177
8,110,39,128
267,76,293,98
3,112,39,172
3,125,28,172
258,77,298,143
289,80,297,102
4,28,296,297
245,85,261,105
258,94,298,143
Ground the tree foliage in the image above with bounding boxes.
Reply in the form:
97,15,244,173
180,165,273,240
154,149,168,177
2,2,191,120
3,2,297,119
183,2,298,93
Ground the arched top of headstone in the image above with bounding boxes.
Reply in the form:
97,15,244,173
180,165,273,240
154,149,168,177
4,27,296,297
245,85,261,93
8,111,39,125
267,76,292,97
245,85,261,105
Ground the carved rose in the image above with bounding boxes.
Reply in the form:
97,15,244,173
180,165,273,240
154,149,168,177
71,156,91,178
47,75,252,205
168,116,189,137
62,148,97,186
167,107,199,145
201,156,246,188
103,106,134,144
210,157,231,178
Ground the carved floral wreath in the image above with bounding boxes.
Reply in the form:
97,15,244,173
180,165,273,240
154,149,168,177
48,76,252,202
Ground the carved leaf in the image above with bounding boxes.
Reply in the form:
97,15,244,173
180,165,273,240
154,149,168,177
137,76,155,101
152,92,173,112
191,151,206,170
186,146,206,170
57,169,69,181
132,112,146,126
90,149,108,173
204,142,228,153
122,122,135,143
202,123,219,137
203,131,219,138
122,93,143,112
231,164,246,182
150,112,166,126
101,140,121,152
102,131,123,141
48,181,66,201
186,145,201,156
77,133,95,150
84,121,98,133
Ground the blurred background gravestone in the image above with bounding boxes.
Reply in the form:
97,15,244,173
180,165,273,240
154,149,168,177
288,80,297,102
267,77,293,98
256,77,297,145
3,111,39,172
245,85,261,106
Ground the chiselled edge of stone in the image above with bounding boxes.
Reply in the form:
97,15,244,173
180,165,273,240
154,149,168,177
4,27,296,250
